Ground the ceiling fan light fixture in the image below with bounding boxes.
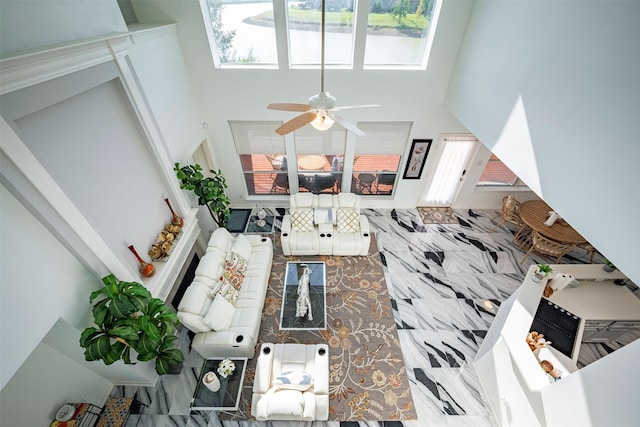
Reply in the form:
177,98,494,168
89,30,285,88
311,111,334,131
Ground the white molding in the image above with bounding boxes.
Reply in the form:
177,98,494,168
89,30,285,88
0,33,129,96
127,23,178,44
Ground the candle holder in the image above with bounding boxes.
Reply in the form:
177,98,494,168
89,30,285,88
128,245,155,277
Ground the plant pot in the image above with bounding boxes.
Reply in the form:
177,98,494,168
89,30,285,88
203,371,220,392
532,269,547,283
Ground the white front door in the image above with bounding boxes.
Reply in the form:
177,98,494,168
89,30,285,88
420,134,477,206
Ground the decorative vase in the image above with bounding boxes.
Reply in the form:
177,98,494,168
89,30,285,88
164,198,184,228
203,371,220,392
532,269,546,283
128,245,155,277
256,207,266,227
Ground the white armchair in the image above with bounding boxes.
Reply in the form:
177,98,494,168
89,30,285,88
251,343,329,421
280,193,319,256
332,193,371,256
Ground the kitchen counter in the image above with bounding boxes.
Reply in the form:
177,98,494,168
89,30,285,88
548,279,640,321
473,264,635,426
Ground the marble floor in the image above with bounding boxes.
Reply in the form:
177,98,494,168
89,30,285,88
111,208,639,427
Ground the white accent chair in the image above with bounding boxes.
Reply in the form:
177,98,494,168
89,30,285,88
251,343,329,421
331,193,371,256
280,193,320,255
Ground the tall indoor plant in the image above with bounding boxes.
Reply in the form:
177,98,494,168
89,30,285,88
79,274,184,375
174,163,231,228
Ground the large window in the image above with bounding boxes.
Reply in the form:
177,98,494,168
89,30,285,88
477,154,528,187
230,121,287,195
364,0,441,68
202,0,442,69
352,122,411,196
288,0,355,66
294,126,347,194
203,0,278,66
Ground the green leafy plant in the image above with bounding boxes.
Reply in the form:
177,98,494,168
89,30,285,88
79,274,184,375
537,264,553,274
174,163,231,228
603,259,617,271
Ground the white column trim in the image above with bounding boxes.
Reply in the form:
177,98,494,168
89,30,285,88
109,39,190,214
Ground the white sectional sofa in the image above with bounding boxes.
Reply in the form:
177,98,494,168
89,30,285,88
176,227,272,359
281,193,371,256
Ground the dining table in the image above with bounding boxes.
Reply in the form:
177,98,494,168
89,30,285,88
298,155,328,170
518,200,587,245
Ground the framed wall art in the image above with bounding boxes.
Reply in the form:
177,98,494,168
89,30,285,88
403,139,432,179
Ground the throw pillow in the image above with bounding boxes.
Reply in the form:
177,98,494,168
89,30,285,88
203,293,235,331
231,233,252,261
336,210,360,233
290,208,314,231
273,370,314,391
218,279,240,305
218,261,244,305
226,252,248,275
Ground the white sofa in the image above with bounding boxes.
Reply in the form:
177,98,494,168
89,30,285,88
281,193,371,256
177,228,273,359
251,343,329,421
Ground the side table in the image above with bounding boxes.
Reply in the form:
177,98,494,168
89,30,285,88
244,214,275,234
192,357,248,416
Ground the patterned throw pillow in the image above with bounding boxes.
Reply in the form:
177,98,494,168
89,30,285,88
217,256,246,305
226,252,247,275
336,210,360,233
273,370,314,391
290,208,314,231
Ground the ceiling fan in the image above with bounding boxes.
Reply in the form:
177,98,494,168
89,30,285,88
268,0,378,136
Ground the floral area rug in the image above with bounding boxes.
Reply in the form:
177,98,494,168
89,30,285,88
417,207,459,224
220,234,416,422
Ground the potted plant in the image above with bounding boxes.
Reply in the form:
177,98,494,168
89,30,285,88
603,259,617,272
532,263,553,283
174,163,231,228
79,274,185,375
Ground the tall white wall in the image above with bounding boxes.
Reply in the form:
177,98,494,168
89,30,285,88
127,24,206,161
0,0,127,56
444,0,640,284
0,184,110,394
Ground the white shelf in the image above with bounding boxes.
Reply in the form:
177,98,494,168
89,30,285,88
140,208,200,301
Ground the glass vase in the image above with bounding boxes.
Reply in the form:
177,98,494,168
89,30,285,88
128,245,155,277
164,198,184,228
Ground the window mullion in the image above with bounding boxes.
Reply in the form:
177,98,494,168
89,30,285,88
273,0,290,68
352,0,369,70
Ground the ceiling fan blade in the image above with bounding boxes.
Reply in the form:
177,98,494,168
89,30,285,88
274,111,318,135
331,104,380,111
268,103,312,112
330,113,366,136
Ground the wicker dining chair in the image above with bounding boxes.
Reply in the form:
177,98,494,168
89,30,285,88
577,242,598,263
520,231,576,264
490,195,524,233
